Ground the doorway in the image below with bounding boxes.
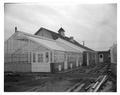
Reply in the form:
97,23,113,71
99,54,103,62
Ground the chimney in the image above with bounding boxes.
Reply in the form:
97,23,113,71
15,27,17,32
69,36,74,42
82,41,85,46
58,27,65,37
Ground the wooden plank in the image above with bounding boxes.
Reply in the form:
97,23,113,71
92,81,99,89
73,83,85,92
66,83,81,92
93,75,107,92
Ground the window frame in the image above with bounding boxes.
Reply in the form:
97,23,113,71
38,53,43,63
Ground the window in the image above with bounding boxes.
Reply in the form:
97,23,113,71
38,54,43,62
46,52,49,63
33,53,36,62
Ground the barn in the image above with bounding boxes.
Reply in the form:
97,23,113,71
4,27,97,73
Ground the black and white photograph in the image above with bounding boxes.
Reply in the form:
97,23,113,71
3,1,117,93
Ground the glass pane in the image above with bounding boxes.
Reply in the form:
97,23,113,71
38,53,43,62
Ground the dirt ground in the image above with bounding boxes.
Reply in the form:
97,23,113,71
4,75,84,92
4,66,94,92
4,63,116,92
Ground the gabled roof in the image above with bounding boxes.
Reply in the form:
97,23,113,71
34,27,94,51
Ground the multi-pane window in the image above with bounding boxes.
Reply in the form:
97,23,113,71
38,54,43,62
33,53,36,62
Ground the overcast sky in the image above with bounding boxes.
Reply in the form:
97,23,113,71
4,3,117,51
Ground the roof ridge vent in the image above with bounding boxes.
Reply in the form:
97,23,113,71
58,27,65,37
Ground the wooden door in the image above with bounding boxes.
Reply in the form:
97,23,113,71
31,52,50,72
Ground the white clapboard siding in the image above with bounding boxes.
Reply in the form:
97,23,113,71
31,63,50,72
4,62,31,72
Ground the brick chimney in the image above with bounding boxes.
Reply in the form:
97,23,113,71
15,27,17,32
58,27,65,37
82,41,85,46
69,36,74,42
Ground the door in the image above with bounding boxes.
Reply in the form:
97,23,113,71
99,54,103,62
31,52,50,72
